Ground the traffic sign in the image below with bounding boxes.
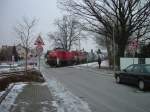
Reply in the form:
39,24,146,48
36,45,43,56
34,35,44,45
129,40,139,49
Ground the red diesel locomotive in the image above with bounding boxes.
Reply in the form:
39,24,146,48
46,48,87,67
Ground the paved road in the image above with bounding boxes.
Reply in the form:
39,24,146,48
41,65,150,112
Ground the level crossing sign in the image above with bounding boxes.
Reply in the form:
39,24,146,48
36,45,43,56
34,35,45,45
34,35,44,56
129,40,139,49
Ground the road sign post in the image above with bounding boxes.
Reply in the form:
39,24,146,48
34,35,44,71
36,45,43,71
38,55,41,71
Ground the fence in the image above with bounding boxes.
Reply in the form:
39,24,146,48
120,58,150,70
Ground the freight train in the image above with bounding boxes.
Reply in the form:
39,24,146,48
45,48,87,66
45,48,104,67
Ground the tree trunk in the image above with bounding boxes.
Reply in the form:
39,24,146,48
105,36,113,69
116,43,126,70
25,48,28,75
106,45,113,68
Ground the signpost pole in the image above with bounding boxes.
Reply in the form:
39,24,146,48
38,56,40,71
34,35,44,71
113,24,116,74
36,46,43,71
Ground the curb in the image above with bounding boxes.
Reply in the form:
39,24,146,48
0,84,15,104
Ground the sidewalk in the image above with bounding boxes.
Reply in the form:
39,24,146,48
78,60,109,68
73,60,113,76
0,83,56,112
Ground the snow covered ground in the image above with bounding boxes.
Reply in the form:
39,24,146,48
75,60,109,68
72,60,113,77
0,91,5,99
0,67,24,73
45,77,92,112
0,61,38,73
0,66,38,73
0,83,26,112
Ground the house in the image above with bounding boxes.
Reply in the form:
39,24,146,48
16,44,37,59
0,45,19,61
16,44,26,59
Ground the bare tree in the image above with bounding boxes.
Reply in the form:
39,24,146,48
59,0,150,67
14,17,37,74
49,15,83,51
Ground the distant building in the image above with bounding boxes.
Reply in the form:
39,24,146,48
16,44,26,59
16,44,37,59
0,44,37,62
0,45,19,61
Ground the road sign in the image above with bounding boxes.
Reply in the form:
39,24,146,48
129,40,139,49
34,35,44,45
36,45,43,56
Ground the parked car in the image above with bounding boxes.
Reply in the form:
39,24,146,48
115,64,150,90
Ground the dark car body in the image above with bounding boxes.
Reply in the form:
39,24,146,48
115,64,150,90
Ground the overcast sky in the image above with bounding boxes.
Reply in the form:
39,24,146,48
0,0,98,52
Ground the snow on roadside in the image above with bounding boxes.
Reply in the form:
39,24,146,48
0,66,38,74
75,60,109,68
0,83,27,112
46,78,92,112
0,91,5,98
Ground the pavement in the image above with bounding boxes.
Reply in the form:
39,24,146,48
72,60,113,76
0,83,56,112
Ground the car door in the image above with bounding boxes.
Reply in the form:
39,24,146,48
121,65,134,83
128,65,141,85
141,65,150,84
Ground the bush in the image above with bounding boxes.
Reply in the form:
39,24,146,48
0,70,45,91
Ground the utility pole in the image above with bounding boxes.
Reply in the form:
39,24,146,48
85,38,88,67
113,24,116,74
79,37,81,50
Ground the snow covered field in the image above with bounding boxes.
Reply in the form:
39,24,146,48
0,65,37,73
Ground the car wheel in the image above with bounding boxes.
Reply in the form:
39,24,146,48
138,80,145,91
116,76,121,83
